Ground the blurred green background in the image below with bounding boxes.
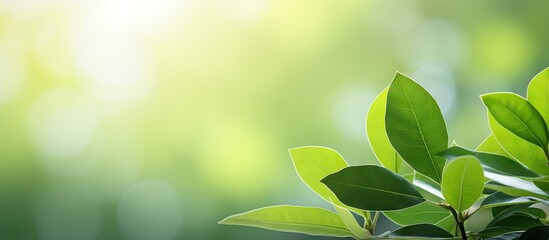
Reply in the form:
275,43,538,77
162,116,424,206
0,0,548,239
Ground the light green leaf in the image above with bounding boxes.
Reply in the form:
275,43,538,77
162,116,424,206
476,134,513,159
488,113,549,175
481,92,549,151
321,165,425,210
330,199,370,239
389,224,453,238
385,72,448,183
413,173,444,202
441,156,485,213
483,173,549,199
219,205,353,238
480,192,536,210
384,202,449,226
527,67,549,124
367,88,414,176
437,146,540,178
434,214,456,234
289,147,350,208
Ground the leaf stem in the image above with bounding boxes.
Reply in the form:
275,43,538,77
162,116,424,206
363,211,372,230
370,211,380,234
449,207,467,240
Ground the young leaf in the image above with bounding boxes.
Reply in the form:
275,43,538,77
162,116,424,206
367,88,414,176
384,202,449,226
481,93,549,151
441,156,485,213
321,165,425,210
488,113,549,175
527,67,549,124
389,224,453,238
437,146,540,178
385,72,448,183
289,147,350,207
219,205,353,238
330,199,370,239
476,134,513,158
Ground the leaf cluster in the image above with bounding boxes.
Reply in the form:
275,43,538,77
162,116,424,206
220,68,549,239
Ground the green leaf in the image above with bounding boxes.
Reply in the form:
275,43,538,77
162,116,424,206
384,202,449,226
330,199,370,239
476,134,513,158
367,88,414,176
487,206,545,229
434,214,456,234
480,192,536,210
389,224,453,238
438,146,540,178
483,174,549,199
480,227,524,239
488,113,549,175
385,72,448,183
519,226,549,240
321,165,425,210
219,205,353,238
527,67,549,124
487,231,523,240
289,147,350,208
413,173,444,202
481,93,549,151
441,156,485,212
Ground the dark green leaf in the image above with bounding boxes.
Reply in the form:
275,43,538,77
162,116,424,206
480,226,525,238
487,232,522,240
438,146,540,178
321,165,425,210
481,93,549,151
389,224,453,238
519,226,549,240
386,72,448,183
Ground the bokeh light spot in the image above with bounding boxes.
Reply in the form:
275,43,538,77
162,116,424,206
118,180,183,240
28,88,99,176
411,62,457,115
474,22,532,75
196,117,280,198
332,86,376,140
35,187,101,240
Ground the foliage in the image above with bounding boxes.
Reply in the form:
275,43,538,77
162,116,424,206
220,68,549,239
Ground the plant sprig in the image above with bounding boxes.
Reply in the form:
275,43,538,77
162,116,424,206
220,67,549,239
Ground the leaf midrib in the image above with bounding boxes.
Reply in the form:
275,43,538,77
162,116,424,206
489,98,545,147
326,180,423,201
397,79,442,182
